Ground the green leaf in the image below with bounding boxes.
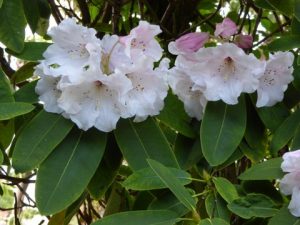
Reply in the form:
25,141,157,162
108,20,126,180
205,193,231,222
199,218,230,225
270,108,300,153
0,120,14,150
295,0,300,22
228,194,278,219
114,118,179,170
157,92,196,138
36,128,107,215
0,102,34,120
22,0,39,33
268,205,300,225
149,191,193,217
213,177,239,203
12,110,73,173
200,98,247,166
266,0,294,16
0,150,3,165
291,124,300,149
14,80,39,103
12,62,36,84
0,0,26,52
268,35,300,51
0,0,3,8
91,210,179,225
147,159,196,211
253,0,274,10
123,167,191,190
174,134,203,170
7,42,50,61
88,135,122,200
255,102,290,132
239,158,284,180
0,69,14,103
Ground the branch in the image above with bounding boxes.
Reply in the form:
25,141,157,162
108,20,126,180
47,0,62,24
0,48,15,77
76,0,91,25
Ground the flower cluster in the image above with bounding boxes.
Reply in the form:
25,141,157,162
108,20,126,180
35,18,168,132
280,150,300,217
167,18,294,120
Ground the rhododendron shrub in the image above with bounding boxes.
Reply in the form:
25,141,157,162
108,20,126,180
1,1,300,225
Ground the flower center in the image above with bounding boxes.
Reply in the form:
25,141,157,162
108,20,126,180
131,38,147,52
217,56,236,80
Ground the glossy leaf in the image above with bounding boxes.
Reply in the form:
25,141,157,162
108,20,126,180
14,80,39,103
268,205,300,225
114,118,179,170
239,158,283,180
12,62,36,84
91,210,179,225
201,98,247,166
205,193,231,222
122,167,191,190
199,218,230,225
266,0,294,16
0,0,26,52
213,177,239,203
7,42,50,61
268,35,300,51
147,159,196,211
0,150,3,165
0,102,34,120
270,108,300,154
228,194,278,219
157,92,195,138
0,69,14,103
36,128,106,215
12,110,73,173
291,124,300,149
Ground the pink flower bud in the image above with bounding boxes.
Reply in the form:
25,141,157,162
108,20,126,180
168,32,209,54
235,34,253,49
214,18,237,38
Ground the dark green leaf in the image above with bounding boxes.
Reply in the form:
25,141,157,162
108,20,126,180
14,80,39,103
12,62,36,84
291,124,300,149
122,167,191,190
0,102,34,120
0,120,14,150
270,108,300,153
239,158,283,180
0,0,26,52
36,128,106,215
0,69,14,103
7,42,50,61
295,0,300,22
199,218,230,225
228,194,278,219
147,159,196,211
0,150,3,165
266,0,294,16
200,98,247,166
91,210,179,225
213,177,239,203
268,35,300,51
114,118,179,170
253,0,274,9
22,0,39,33
157,92,195,138
205,193,231,222
12,110,73,173
268,205,300,225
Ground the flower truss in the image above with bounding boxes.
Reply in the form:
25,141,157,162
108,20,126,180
35,18,168,132
280,150,300,217
167,17,294,120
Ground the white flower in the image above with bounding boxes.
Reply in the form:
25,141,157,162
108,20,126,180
280,150,300,217
119,21,163,62
188,43,266,105
168,68,206,120
289,187,300,217
256,52,294,107
35,64,63,114
57,70,132,132
120,57,169,122
42,18,102,84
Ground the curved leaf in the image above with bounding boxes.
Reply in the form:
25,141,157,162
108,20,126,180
7,42,50,61
12,110,73,172
122,167,191,190
147,159,196,211
201,98,247,166
91,210,179,225
114,118,179,170
199,218,230,225
213,177,239,203
36,128,106,215
0,102,34,120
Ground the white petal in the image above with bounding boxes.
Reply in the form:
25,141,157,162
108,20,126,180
279,172,300,195
282,150,300,173
289,187,300,217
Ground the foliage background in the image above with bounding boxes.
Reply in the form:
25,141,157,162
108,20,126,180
1,0,300,224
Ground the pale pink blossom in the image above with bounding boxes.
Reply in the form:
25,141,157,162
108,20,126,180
282,150,300,173
289,187,300,217
214,18,237,38
168,32,209,55
235,34,253,49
